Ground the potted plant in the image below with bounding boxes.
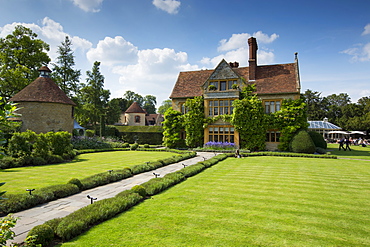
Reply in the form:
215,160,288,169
208,85,216,91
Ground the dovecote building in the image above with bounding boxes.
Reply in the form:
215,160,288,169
9,66,76,133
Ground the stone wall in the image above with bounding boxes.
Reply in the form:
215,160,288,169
17,102,74,133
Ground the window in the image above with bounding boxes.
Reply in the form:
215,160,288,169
266,131,280,142
208,99,234,116
208,125,235,143
220,81,226,91
264,100,281,113
181,103,187,114
135,115,141,123
208,80,238,91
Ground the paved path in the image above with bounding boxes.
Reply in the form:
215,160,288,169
8,152,216,245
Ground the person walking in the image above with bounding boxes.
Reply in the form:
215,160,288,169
345,137,352,151
338,138,345,151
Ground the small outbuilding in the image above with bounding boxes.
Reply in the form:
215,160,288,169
9,66,76,133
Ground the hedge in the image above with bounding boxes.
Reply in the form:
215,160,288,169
0,151,196,215
27,153,229,245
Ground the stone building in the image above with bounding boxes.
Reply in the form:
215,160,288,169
9,66,76,133
170,37,301,150
120,102,147,126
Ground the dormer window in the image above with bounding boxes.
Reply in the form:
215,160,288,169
208,80,237,91
38,66,52,78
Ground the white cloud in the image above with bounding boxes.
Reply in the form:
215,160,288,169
203,32,278,67
87,36,139,66
69,0,104,13
152,0,181,14
0,17,92,62
341,43,370,62
218,31,279,52
362,23,370,36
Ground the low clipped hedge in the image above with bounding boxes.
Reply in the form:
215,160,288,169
237,151,337,159
0,151,196,214
27,153,229,245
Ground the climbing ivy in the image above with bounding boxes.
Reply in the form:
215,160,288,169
273,98,308,151
162,108,184,148
183,96,205,148
231,88,267,151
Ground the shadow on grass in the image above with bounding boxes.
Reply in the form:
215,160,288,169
327,144,370,159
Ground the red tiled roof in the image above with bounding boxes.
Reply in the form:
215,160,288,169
170,63,299,98
125,102,146,113
9,76,76,105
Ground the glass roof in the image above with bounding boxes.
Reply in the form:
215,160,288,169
308,121,341,130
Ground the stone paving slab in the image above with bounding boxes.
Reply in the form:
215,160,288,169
6,152,216,246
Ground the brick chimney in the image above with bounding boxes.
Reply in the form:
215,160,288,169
248,37,258,80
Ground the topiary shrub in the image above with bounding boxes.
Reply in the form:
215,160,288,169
290,130,316,154
143,144,150,148
308,131,327,149
130,143,139,150
68,178,84,190
27,224,54,246
315,147,327,154
131,185,147,197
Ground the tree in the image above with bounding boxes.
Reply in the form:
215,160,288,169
158,99,172,114
76,61,110,127
123,90,143,108
0,25,50,99
51,36,81,98
106,98,122,125
302,89,327,120
143,95,157,114
324,93,351,125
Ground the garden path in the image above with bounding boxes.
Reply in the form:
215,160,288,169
8,152,217,246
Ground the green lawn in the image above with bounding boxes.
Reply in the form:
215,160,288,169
327,143,370,159
61,155,370,246
1,151,175,194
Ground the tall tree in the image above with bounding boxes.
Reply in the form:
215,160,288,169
324,93,351,125
76,61,110,127
106,98,122,125
0,25,50,99
158,99,172,114
302,89,327,120
143,95,156,114
51,36,81,98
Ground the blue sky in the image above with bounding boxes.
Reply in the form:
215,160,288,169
0,0,369,107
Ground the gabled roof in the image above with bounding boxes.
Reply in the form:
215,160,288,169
170,62,300,99
9,76,76,105
125,102,146,113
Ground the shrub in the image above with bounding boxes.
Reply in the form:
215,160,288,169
45,154,64,164
130,143,139,150
308,131,327,149
55,192,142,241
177,164,206,178
290,130,316,154
131,185,147,197
39,184,80,199
68,178,83,190
140,178,166,196
315,147,327,154
86,129,95,137
44,218,63,232
47,132,73,156
122,142,130,148
30,156,47,166
27,224,54,246
143,144,150,148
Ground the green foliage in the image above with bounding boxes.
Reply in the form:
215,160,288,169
55,192,142,241
0,214,18,245
274,98,308,151
27,224,54,246
158,99,172,115
47,131,73,156
68,178,83,191
76,61,110,127
131,185,147,197
290,130,316,154
183,96,205,148
51,36,81,98
231,94,266,151
130,143,139,150
0,25,51,100
308,131,327,149
162,108,185,148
